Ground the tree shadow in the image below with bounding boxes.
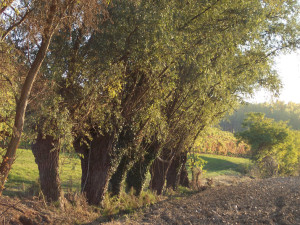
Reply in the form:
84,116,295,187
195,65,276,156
200,155,246,175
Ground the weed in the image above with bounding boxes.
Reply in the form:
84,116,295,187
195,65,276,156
101,189,160,218
25,179,41,197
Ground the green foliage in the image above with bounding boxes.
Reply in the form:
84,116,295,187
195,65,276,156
237,113,299,176
0,41,20,150
187,152,207,173
187,152,207,189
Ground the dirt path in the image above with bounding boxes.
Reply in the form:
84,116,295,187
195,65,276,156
120,176,300,224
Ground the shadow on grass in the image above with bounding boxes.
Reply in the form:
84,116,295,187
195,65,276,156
200,155,247,175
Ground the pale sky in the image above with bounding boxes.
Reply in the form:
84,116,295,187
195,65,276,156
249,50,300,104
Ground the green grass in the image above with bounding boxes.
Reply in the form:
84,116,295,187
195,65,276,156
199,153,252,177
4,149,252,196
4,149,82,196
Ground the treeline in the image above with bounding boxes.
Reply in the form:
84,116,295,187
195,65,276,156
1,0,299,206
220,101,300,132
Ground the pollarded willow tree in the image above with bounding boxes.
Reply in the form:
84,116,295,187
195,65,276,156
0,0,110,196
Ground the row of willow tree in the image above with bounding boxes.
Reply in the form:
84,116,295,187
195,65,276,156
1,0,299,205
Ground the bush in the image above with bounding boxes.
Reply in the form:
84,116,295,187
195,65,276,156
187,152,207,190
237,113,299,176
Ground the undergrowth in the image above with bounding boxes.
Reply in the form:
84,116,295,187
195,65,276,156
101,189,163,218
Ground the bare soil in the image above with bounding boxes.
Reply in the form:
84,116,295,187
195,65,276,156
119,176,300,225
1,176,300,225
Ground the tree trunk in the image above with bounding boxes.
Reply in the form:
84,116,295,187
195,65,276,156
76,133,116,205
109,154,132,196
109,124,138,196
179,157,189,188
126,140,161,196
166,153,181,190
0,3,56,195
73,136,89,191
166,151,189,190
31,133,61,202
149,148,173,195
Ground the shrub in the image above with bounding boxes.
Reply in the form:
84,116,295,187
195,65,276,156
237,113,299,176
187,152,207,190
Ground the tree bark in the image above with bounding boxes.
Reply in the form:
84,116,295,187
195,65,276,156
31,133,61,202
75,133,115,205
149,148,173,195
166,153,181,190
109,154,132,196
126,140,161,196
0,1,57,195
179,157,189,188
167,151,189,190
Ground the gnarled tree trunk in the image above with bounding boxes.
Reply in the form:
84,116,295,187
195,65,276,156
126,140,161,196
149,148,173,195
74,133,115,205
166,153,181,190
109,154,132,196
32,133,61,202
167,151,189,190
179,158,189,188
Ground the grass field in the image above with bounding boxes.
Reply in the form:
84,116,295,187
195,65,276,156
200,154,252,177
4,149,82,196
4,149,252,196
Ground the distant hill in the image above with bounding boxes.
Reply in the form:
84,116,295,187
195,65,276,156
219,101,300,132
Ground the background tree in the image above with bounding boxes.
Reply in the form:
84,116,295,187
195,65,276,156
237,113,299,176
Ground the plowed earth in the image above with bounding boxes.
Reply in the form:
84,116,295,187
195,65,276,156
118,176,300,225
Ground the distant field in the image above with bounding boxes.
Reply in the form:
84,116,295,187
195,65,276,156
4,149,252,196
4,149,82,196
200,154,252,177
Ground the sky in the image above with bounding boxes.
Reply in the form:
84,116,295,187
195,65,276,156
249,50,300,104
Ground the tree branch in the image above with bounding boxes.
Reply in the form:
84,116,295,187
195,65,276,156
178,0,221,31
1,8,33,41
